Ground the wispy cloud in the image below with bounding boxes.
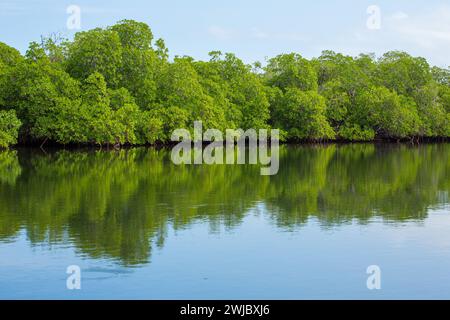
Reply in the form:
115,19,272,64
331,5,450,66
387,6,450,49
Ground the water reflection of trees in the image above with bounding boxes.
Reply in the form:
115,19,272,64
0,144,449,265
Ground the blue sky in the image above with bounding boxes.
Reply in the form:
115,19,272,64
1,0,449,67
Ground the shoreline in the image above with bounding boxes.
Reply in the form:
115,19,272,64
4,137,450,152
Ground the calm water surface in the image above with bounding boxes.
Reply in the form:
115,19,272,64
0,144,449,299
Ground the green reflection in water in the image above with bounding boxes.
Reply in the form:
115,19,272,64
0,144,449,265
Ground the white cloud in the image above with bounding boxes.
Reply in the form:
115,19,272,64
338,5,450,66
388,6,450,48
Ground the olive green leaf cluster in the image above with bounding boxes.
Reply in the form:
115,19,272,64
0,110,21,148
0,20,449,147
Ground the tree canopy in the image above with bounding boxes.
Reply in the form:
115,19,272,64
0,20,449,147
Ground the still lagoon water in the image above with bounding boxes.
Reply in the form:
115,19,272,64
0,144,449,299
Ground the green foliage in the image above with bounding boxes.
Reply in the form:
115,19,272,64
314,51,373,92
0,43,24,106
413,83,448,137
109,20,158,108
0,20,449,145
377,51,432,96
338,124,375,141
157,56,228,131
111,103,141,145
108,87,136,111
66,28,123,87
266,53,318,91
0,55,81,143
136,111,163,144
0,110,21,148
195,52,270,130
431,66,450,86
0,150,21,185
0,42,23,68
272,88,335,140
148,106,190,142
320,80,351,125
374,88,421,138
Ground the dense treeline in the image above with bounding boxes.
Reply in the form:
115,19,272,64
1,144,449,264
0,20,449,147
